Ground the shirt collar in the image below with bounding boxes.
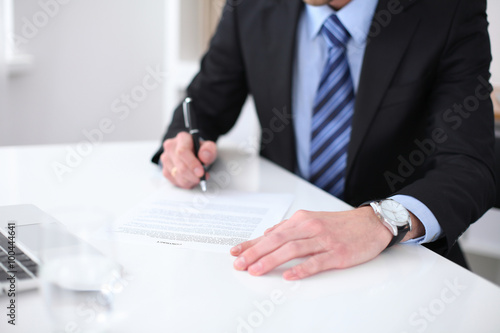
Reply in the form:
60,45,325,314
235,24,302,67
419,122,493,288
304,0,379,45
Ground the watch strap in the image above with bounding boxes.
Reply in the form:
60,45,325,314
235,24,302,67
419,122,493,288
359,200,410,248
386,224,410,248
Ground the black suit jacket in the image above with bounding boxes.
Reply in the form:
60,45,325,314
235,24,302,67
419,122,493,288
153,0,496,266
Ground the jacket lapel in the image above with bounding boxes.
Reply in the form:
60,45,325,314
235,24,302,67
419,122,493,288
260,0,304,171
345,0,421,181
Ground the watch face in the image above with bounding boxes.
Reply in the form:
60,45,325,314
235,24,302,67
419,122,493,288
380,200,409,226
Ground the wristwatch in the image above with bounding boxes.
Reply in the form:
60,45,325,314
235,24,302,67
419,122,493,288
362,199,412,248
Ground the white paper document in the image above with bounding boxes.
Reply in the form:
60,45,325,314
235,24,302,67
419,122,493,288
114,187,294,252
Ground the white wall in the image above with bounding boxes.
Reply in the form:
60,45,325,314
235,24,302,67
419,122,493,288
0,2,7,145
3,0,165,146
488,1,500,86
0,2,7,130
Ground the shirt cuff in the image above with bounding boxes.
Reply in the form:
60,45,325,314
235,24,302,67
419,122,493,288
389,195,443,245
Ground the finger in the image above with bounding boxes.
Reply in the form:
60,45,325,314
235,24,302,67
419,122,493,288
283,251,335,280
173,131,194,150
264,211,309,235
160,151,173,171
231,212,310,256
160,153,179,185
230,236,263,257
170,159,200,188
162,137,177,156
233,228,313,271
231,217,298,256
266,210,314,235
164,150,199,188
264,219,288,235
162,161,193,189
198,141,217,165
160,141,175,173
161,135,196,187
247,239,325,276
174,133,206,180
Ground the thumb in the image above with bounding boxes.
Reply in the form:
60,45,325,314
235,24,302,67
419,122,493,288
198,140,217,165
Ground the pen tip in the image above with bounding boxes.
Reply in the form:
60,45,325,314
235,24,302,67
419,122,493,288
200,181,207,192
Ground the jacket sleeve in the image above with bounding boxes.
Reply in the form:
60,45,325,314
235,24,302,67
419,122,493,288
152,1,249,164
396,0,496,254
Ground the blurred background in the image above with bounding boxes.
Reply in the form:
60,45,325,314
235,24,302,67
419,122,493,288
0,0,258,148
0,0,499,285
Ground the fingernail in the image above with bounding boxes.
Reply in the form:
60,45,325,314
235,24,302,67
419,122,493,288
249,262,263,275
234,257,246,270
284,268,298,280
194,167,204,177
230,245,241,255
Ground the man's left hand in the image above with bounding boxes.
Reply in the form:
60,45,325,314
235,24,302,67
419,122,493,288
230,207,423,280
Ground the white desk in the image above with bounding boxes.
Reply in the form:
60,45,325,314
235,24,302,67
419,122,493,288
1,141,500,333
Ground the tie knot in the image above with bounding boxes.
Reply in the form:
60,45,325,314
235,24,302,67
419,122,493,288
321,14,350,49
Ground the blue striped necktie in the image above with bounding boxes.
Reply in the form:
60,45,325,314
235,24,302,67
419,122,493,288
309,14,355,199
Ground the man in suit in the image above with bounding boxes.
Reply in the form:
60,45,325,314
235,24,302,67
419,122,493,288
152,0,496,280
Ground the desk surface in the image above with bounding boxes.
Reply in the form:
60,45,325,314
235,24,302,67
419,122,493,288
1,141,500,333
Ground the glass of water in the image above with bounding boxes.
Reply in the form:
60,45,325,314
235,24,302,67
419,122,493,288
39,207,123,333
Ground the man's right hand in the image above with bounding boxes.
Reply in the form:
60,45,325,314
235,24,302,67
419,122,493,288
160,132,217,189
